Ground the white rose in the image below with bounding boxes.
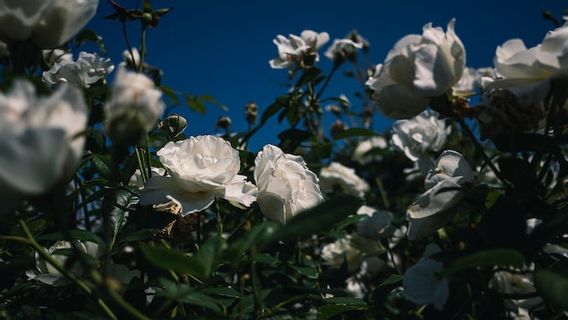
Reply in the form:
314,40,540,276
452,67,487,96
129,167,166,188
104,68,165,141
319,162,369,198
254,145,323,223
269,30,329,70
122,47,141,70
407,150,474,240
321,236,363,272
140,136,257,215
0,0,99,48
42,49,73,66
27,241,99,286
324,38,363,61
356,205,394,239
43,51,114,88
367,19,465,119
345,277,366,298
392,110,451,162
490,271,536,296
489,23,568,106
0,81,87,215
403,244,449,310
353,136,387,165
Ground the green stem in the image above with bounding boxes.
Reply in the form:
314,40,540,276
216,201,223,237
138,26,147,73
144,135,153,180
135,147,148,183
316,63,340,100
455,116,510,188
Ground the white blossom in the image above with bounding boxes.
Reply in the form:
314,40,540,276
140,136,258,215
319,162,369,198
489,23,568,107
0,0,99,48
321,236,364,272
122,47,141,70
254,145,323,223
367,19,465,119
353,136,388,165
325,38,363,61
403,244,449,310
104,68,165,138
0,81,87,215
392,110,451,162
26,241,100,286
129,167,166,188
407,150,474,240
43,51,114,88
269,30,329,70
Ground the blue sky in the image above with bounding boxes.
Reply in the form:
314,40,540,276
88,0,566,150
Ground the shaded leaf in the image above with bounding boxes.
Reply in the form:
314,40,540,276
37,229,104,245
263,195,363,247
332,128,377,140
535,261,568,310
444,249,525,276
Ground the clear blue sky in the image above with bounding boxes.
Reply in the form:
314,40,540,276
87,0,566,150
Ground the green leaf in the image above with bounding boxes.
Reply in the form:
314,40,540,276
277,129,313,143
72,29,108,53
261,95,289,125
223,221,279,264
290,264,318,279
184,95,206,113
263,195,363,247
158,279,225,315
142,236,226,280
91,154,113,179
200,287,241,299
105,188,137,247
37,229,104,245
317,297,368,320
492,133,560,153
192,236,227,277
378,274,403,288
444,249,525,276
160,85,180,105
535,261,568,310
117,228,158,244
141,245,204,277
184,94,227,114
332,128,377,140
